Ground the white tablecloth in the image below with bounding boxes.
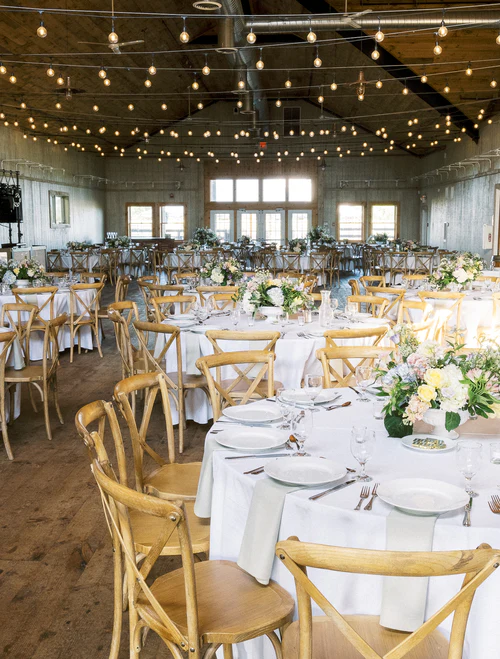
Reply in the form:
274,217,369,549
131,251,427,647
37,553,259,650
207,390,500,659
158,314,390,424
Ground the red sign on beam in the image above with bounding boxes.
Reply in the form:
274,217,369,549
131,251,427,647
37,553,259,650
259,142,267,149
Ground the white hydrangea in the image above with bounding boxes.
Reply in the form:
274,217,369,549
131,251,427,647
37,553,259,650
211,268,224,284
268,286,284,307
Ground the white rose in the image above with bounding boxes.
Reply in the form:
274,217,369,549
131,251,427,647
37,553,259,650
453,268,468,283
268,287,284,307
27,269,35,278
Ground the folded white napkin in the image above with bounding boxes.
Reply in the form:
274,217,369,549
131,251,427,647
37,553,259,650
194,434,223,518
237,478,300,585
380,509,438,632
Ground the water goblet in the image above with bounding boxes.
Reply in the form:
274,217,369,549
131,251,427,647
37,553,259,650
247,313,255,327
297,313,305,326
350,427,376,482
355,365,374,402
345,302,357,321
291,409,313,456
490,443,500,490
231,308,240,327
305,373,323,409
276,388,293,430
330,297,339,317
456,440,482,498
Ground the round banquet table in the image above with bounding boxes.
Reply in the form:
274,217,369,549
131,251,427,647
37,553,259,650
206,389,500,659
158,313,391,424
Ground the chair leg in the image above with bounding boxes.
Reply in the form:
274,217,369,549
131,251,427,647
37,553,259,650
223,645,234,659
178,390,186,454
42,382,52,441
266,631,284,659
94,322,103,358
109,542,123,659
70,328,75,363
0,394,13,460
28,382,38,412
52,376,64,425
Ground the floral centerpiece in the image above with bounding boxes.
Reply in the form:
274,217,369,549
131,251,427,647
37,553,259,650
238,235,253,247
67,240,92,251
105,235,132,248
376,326,500,438
429,252,483,290
368,233,389,245
288,238,307,255
193,227,220,248
0,258,46,286
308,225,336,247
177,242,200,252
235,270,311,319
200,258,243,285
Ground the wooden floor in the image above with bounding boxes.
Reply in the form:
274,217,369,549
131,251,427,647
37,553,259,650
0,277,352,659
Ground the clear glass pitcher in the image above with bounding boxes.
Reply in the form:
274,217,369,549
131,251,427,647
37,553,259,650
319,289,333,327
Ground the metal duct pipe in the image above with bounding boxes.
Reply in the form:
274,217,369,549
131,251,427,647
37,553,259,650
239,92,255,114
246,10,500,32
220,0,268,129
217,17,237,53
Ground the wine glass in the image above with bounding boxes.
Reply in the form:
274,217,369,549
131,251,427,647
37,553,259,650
350,427,376,482
456,441,482,497
276,388,293,430
330,297,339,317
305,373,323,408
490,443,500,490
231,307,240,327
355,365,374,402
345,302,357,320
291,409,313,456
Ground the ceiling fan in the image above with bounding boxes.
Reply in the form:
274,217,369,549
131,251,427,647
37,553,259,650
339,0,372,29
78,0,144,53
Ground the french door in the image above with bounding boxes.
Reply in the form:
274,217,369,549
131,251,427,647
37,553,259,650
236,209,285,244
287,210,312,240
210,210,234,242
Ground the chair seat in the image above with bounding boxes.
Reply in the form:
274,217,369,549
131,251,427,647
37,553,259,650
5,365,44,382
130,500,209,555
220,378,284,398
282,615,449,659
166,371,208,389
138,559,294,643
145,461,201,499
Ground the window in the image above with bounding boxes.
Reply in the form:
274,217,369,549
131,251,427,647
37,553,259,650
128,205,153,238
338,204,364,241
236,179,259,202
240,212,258,239
263,178,286,202
49,191,70,227
160,205,185,240
289,211,311,239
210,211,233,242
264,212,283,244
370,204,398,239
288,178,312,202
210,179,233,202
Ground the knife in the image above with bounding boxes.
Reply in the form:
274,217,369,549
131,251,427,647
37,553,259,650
349,386,360,395
463,497,473,527
309,479,357,501
225,452,290,460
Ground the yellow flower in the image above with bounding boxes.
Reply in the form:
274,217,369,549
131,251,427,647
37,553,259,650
418,384,437,403
424,369,442,388
488,402,500,419
13,267,20,275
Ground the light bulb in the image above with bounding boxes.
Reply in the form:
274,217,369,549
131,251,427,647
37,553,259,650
108,31,119,44
192,79,199,90
307,29,317,43
438,21,448,38
491,78,498,88
275,98,282,107
443,83,450,93
56,75,64,85
314,56,322,68
128,103,134,110
237,78,245,89
256,55,264,69
20,101,26,109
103,78,111,86
375,29,384,43
202,64,210,75
197,102,203,110
236,100,243,108
0,64,6,74
371,45,380,60
161,103,167,110
149,65,157,75
402,86,409,95
496,31,500,45
9,74,16,84
37,22,47,38
55,102,62,109
93,104,99,111
285,78,292,88
144,78,152,87
180,18,190,43
421,74,428,83
46,66,55,77
318,94,324,103
330,81,337,91
98,68,107,79
247,29,256,44
433,40,442,56
358,93,364,101
376,79,383,89
465,63,473,76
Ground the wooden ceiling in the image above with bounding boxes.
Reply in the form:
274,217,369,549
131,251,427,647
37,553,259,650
0,0,497,160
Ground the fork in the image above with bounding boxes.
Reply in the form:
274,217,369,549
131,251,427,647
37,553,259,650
488,494,500,514
363,483,379,510
244,465,265,475
354,486,371,510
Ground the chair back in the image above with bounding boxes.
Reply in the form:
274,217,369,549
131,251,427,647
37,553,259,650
413,251,435,274
276,537,499,659
69,283,104,326
115,275,131,302
281,252,302,272
12,286,58,328
347,279,361,296
173,272,199,286
323,326,387,350
149,284,184,297
0,303,37,363
196,350,275,420
360,275,385,292
347,295,389,318
401,273,428,287
70,251,89,272
302,276,317,294
417,292,464,341
397,299,432,325
108,301,140,378
211,293,237,310
365,286,405,319
80,271,108,285
152,294,196,321
255,250,276,272
174,252,196,272
0,331,17,375
196,285,239,307
133,320,182,389
308,251,329,273
42,314,68,380
137,276,159,319
317,345,391,388
47,251,66,272
206,329,280,355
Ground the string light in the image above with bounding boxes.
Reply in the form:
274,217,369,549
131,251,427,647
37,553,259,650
247,28,256,44
197,102,203,110
144,78,152,88
46,64,55,77
127,103,134,110
237,74,246,90
0,63,6,75
98,67,107,79
161,103,168,110
55,101,62,109
420,72,428,83
103,77,111,86
148,62,157,76
275,97,282,107
56,74,64,85
180,16,189,43
376,78,383,89
491,78,498,88
108,18,119,44
202,55,210,76
192,74,199,90
496,30,500,45
236,99,243,108
402,81,409,95
437,15,448,38
371,42,380,60
9,73,16,84
375,18,384,43
307,19,317,43
465,62,473,76
37,12,47,38
256,49,264,69
330,79,337,91
313,47,322,68
93,104,99,111
285,73,292,88
433,37,442,56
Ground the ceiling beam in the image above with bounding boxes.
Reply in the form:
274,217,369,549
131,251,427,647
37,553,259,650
189,33,305,46
292,0,479,142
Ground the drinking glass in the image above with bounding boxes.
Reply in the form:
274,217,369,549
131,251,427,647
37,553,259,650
276,388,293,430
330,297,339,317
490,443,500,490
305,373,323,407
247,313,255,327
198,306,209,323
372,400,385,420
355,365,374,402
350,427,376,482
345,302,357,320
231,308,240,327
456,441,482,497
297,313,305,326
291,409,313,456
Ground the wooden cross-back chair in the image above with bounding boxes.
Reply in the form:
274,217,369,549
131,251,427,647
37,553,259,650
196,285,239,307
276,537,499,659
477,274,500,283
80,271,108,285
149,283,184,297
174,251,196,274
387,252,408,284
255,249,276,274
308,251,330,285
99,248,120,285
129,247,146,278
75,399,210,659
417,292,465,344
137,276,159,322
348,279,361,296
365,286,406,322
151,294,196,322
12,286,58,337
91,455,293,659
107,301,144,384
302,276,318,294
46,250,68,272
196,350,276,421
347,295,389,318
316,345,391,388
97,275,131,336
0,331,18,460
360,275,386,292
328,250,342,287
70,250,89,272
4,314,67,443
210,293,237,310
173,271,199,287
153,250,171,281
401,273,428,287
133,320,209,453
281,251,302,275
68,282,104,362
396,299,435,341
413,251,435,275
0,303,38,364
323,326,388,351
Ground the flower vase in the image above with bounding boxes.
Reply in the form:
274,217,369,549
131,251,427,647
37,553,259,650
15,279,30,288
259,306,283,323
318,290,333,327
422,408,468,440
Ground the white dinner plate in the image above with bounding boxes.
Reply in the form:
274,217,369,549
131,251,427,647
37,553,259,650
402,434,456,453
264,457,346,487
281,389,340,406
222,402,282,424
214,428,287,451
168,313,195,320
167,319,197,329
377,478,468,515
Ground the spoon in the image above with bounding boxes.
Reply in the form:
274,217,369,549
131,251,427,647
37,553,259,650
326,401,352,411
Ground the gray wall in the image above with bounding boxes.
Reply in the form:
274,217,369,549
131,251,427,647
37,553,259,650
0,124,105,250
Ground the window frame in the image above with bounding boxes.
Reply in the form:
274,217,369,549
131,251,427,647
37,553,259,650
125,202,187,239
336,202,366,242
368,202,400,240
49,190,70,228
